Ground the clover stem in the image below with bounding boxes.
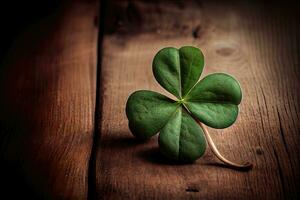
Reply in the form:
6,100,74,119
196,119,253,170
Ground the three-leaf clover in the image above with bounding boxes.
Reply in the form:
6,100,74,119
126,46,252,168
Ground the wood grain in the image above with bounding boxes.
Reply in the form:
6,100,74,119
94,1,300,199
0,0,98,199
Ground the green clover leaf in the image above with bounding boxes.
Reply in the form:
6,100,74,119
126,46,251,168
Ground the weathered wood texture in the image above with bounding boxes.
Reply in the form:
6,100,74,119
0,0,98,199
95,1,300,199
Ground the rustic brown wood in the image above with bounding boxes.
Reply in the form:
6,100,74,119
0,0,98,199
94,1,300,199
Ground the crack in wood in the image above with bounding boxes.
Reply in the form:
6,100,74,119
272,146,287,199
185,187,199,193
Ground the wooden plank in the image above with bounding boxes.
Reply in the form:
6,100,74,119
0,0,98,199
95,1,300,199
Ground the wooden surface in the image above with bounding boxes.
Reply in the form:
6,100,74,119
0,0,299,199
0,0,98,199
94,1,300,199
